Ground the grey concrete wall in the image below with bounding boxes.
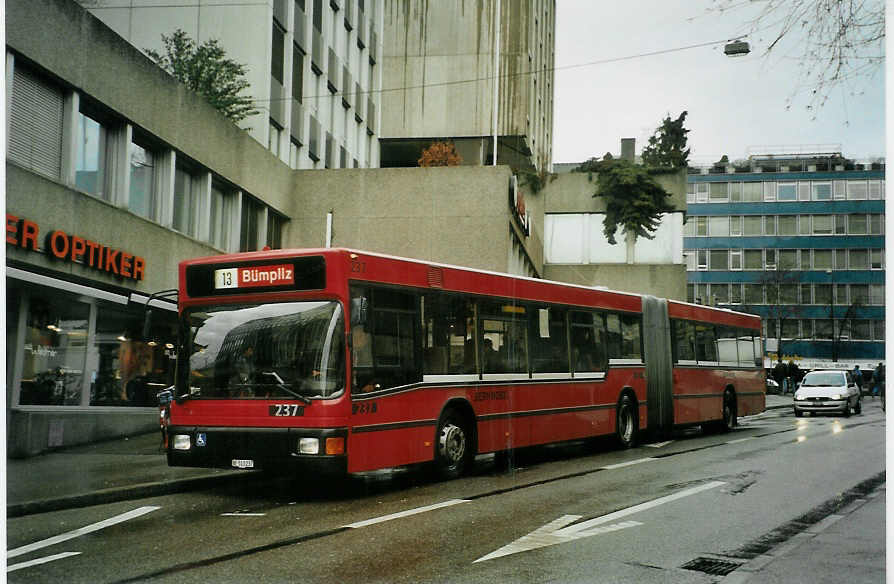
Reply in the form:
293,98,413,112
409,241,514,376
542,264,688,301
6,164,220,294
544,167,688,213
6,0,295,217
7,409,157,458
282,165,539,274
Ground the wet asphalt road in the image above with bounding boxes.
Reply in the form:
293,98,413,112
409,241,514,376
7,401,886,583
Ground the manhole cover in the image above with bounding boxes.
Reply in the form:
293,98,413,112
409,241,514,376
680,557,742,576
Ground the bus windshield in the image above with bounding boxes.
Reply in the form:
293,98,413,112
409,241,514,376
182,301,345,400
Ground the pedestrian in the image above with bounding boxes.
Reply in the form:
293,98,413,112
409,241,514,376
872,362,884,397
852,364,864,396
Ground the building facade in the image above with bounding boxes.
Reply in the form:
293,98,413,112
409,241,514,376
379,0,555,173
78,0,385,170
6,0,543,456
683,151,886,369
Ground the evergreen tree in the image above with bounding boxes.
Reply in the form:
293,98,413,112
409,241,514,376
641,111,690,168
146,29,258,123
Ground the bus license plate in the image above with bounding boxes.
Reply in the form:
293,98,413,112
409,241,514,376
232,459,254,469
269,404,305,416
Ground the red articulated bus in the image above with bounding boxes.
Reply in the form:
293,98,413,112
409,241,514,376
161,248,764,477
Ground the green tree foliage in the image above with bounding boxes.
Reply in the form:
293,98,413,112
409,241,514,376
595,159,675,244
146,29,258,123
576,157,675,245
641,111,690,168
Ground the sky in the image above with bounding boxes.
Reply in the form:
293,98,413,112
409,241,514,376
552,0,886,165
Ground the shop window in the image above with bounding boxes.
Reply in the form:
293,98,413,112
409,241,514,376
18,295,90,406
91,306,176,407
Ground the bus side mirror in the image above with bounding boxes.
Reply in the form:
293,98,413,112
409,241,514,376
350,297,368,326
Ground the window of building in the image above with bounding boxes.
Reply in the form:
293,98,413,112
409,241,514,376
868,180,883,200
815,319,833,340
269,120,282,156
779,284,799,304
712,284,729,304
834,249,848,270
780,319,800,339
777,182,797,201
869,214,883,234
744,284,763,304
292,44,305,104
799,215,811,235
128,138,157,220
8,65,64,179
90,305,177,407
729,182,742,202
267,212,285,249
173,165,199,237
778,215,798,235
812,215,833,235
240,196,262,251
850,284,869,305
834,215,847,235
814,284,832,305
695,216,708,236
800,284,812,304
870,284,885,305
695,284,708,305
744,249,763,270
696,183,709,203
743,215,762,236
764,216,776,235
742,182,762,202
686,183,696,203
812,182,832,201
847,180,868,200
870,249,884,270
799,182,811,201
848,214,868,234
765,249,777,269
709,250,729,270
848,249,869,269
730,250,742,270
730,216,742,236
75,109,110,200
875,319,885,341
209,182,235,250
729,284,742,304
289,139,301,169
697,250,708,270
778,249,798,270
272,21,285,84
763,181,777,201
708,216,729,236
17,293,90,406
833,180,847,200
709,182,728,201
851,320,871,340
813,249,833,270
765,318,778,340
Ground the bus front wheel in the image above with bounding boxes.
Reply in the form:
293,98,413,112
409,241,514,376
435,411,472,479
616,395,638,448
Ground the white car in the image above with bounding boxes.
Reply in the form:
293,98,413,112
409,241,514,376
794,370,862,417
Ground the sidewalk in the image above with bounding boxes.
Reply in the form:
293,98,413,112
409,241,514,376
6,431,247,518
6,395,796,518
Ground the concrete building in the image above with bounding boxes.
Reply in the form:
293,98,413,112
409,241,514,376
541,141,689,301
379,0,555,173
683,149,886,369
5,0,540,456
77,0,385,170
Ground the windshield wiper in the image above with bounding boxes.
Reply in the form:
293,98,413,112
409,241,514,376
259,371,312,404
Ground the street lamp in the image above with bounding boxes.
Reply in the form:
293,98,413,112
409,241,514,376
724,40,750,57
826,269,837,362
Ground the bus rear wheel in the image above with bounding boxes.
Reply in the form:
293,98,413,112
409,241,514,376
435,411,472,479
616,395,638,448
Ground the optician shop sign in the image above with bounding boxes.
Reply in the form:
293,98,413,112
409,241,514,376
6,214,146,281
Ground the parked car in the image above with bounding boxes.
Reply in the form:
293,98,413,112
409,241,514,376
793,370,862,417
766,378,780,394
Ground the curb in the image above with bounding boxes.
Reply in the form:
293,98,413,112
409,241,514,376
7,472,253,518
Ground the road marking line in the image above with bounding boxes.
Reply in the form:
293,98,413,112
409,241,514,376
343,499,469,529
645,441,674,448
7,506,160,559
474,481,725,562
7,552,81,572
601,457,656,469
220,513,267,517
727,437,755,444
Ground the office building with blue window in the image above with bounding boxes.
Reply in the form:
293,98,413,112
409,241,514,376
683,149,885,369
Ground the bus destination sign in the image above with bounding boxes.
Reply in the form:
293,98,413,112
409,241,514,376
214,264,295,289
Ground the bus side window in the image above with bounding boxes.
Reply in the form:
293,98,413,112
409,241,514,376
619,314,643,361
673,319,696,363
368,288,421,390
570,311,606,373
605,313,622,362
530,307,570,374
421,293,476,376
